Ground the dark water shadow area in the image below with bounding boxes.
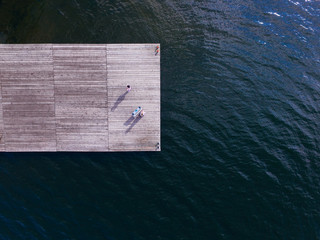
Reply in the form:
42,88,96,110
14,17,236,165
0,151,162,164
111,91,128,112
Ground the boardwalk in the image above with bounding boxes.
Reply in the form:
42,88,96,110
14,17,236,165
0,44,160,152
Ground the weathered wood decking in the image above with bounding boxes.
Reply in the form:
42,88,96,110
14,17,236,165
0,44,160,152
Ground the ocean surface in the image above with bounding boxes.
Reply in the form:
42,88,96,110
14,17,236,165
0,0,320,239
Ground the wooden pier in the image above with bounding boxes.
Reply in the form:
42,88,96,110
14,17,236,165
0,44,160,152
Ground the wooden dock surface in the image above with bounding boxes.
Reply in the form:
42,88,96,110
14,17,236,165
0,44,160,152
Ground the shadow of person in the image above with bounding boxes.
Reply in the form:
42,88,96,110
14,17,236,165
111,91,128,112
125,117,142,134
124,116,134,126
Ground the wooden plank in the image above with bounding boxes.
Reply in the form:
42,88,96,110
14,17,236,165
107,44,161,151
0,44,56,152
0,82,5,151
53,44,108,151
0,44,160,152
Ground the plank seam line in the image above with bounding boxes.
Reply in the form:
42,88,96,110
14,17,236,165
52,44,58,151
159,43,161,151
106,45,109,151
0,75,7,152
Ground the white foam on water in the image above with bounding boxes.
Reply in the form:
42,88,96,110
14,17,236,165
267,12,281,17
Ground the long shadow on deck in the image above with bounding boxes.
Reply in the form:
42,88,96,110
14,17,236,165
124,116,134,126
125,116,142,134
111,91,128,112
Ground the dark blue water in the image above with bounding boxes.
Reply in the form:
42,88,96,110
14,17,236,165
0,0,320,239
